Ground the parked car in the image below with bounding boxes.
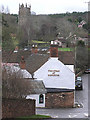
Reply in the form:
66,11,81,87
75,77,83,90
23,46,30,51
13,50,18,53
84,68,90,74
41,48,48,51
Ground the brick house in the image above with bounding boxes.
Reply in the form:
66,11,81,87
33,41,75,108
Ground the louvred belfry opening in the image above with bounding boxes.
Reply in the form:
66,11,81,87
50,41,58,57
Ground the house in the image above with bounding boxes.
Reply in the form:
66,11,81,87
26,80,46,107
33,41,75,108
57,37,66,48
78,20,86,28
19,56,47,108
2,60,32,79
2,57,47,108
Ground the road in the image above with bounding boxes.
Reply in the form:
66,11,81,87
36,74,89,118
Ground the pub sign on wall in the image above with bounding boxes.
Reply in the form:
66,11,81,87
48,70,60,76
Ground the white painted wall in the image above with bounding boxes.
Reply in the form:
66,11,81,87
34,57,75,89
26,94,45,107
66,65,74,72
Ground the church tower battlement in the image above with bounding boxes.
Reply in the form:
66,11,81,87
18,3,31,25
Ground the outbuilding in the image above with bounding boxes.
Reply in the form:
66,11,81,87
26,80,46,107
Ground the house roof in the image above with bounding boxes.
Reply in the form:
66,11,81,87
26,54,49,74
2,63,32,78
25,79,47,94
58,51,75,65
2,50,75,74
2,50,31,63
25,52,74,74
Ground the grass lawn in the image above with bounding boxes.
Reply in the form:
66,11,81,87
88,48,90,51
58,48,73,51
17,114,51,119
32,40,49,44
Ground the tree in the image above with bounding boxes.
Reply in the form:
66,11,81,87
2,66,30,98
77,16,82,23
2,14,18,51
77,40,85,47
1,5,5,13
17,26,28,48
2,26,14,50
83,23,90,32
0,5,10,14
5,6,10,14
75,41,88,72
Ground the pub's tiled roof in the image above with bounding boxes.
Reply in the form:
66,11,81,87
2,50,75,74
24,79,47,94
26,54,49,74
25,52,75,74
58,51,75,65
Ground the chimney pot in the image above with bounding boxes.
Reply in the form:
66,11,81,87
32,44,38,54
51,41,54,45
35,45,37,47
32,45,34,47
54,41,57,45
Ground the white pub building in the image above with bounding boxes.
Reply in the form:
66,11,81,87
27,41,75,108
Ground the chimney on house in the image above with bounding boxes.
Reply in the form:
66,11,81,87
50,41,58,57
20,56,26,69
31,44,38,54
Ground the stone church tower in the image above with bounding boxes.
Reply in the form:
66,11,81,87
18,3,31,26
18,3,32,45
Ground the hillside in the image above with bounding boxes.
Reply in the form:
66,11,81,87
2,12,88,49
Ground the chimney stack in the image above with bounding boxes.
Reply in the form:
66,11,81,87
20,56,26,69
50,41,58,57
31,44,38,54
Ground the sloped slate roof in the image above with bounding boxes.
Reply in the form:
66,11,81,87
17,69,32,78
26,52,75,74
2,50,75,74
58,51,75,65
2,50,31,63
25,79,47,94
26,54,49,74
2,63,32,78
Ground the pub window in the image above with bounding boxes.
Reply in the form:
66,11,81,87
39,94,44,104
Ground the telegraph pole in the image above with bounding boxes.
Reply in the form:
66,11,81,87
84,1,90,118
